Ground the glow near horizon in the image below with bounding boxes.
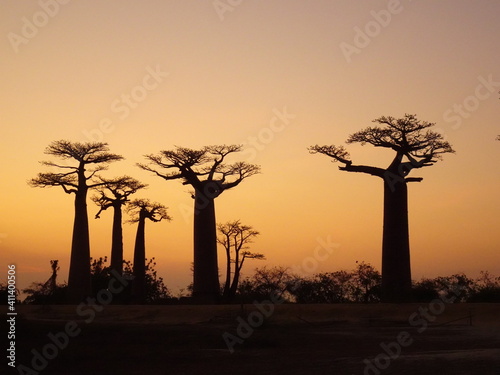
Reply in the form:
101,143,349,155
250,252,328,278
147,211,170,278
0,1,498,294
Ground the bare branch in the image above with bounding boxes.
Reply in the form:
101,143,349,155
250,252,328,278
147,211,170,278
137,162,184,181
44,140,123,164
40,161,78,170
405,177,423,183
29,172,79,194
220,162,261,191
140,145,259,194
308,145,352,165
339,164,386,178
205,144,243,180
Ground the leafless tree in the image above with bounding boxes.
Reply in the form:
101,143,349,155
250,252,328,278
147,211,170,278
29,140,123,302
138,145,260,303
217,220,264,302
309,114,454,302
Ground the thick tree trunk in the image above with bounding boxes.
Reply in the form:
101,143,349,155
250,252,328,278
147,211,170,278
192,190,220,304
132,216,146,304
381,180,412,302
110,204,124,275
68,189,92,303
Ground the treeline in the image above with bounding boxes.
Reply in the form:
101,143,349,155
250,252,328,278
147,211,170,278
3,261,499,305
238,263,500,303
0,257,169,305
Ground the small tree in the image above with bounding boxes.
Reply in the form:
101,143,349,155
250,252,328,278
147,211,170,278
138,145,260,303
22,260,67,305
30,140,123,302
92,176,147,275
351,262,381,303
309,115,454,302
217,220,264,302
127,199,171,304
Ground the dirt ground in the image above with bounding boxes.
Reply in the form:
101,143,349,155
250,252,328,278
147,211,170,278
6,304,500,375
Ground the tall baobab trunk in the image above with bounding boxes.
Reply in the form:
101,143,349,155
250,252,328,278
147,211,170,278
68,188,92,303
110,203,124,275
193,190,220,304
132,214,146,304
382,179,412,302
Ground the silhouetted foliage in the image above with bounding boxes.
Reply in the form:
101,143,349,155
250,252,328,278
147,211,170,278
411,278,441,302
238,266,296,302
90,256,113,295
292,271,354,303
22,260,68,305
138,145,260,303
309,114,454,302
123,258,172,304
350,262,382,303
29,140,123,303
468,271,500,302
289,263,381,303
432,273,475,302
20,259,500,304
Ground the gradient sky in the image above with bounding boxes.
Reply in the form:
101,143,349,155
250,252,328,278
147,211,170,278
1,0,499,294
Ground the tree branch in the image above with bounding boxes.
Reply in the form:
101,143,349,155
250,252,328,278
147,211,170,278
339,164,386,178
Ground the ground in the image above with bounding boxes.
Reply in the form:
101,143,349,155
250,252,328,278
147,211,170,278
6,304,500,374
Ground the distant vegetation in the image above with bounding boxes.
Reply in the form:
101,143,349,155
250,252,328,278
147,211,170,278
8,257,171,305
4,261,499,305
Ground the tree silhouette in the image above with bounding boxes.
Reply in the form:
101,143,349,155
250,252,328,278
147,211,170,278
127,198,171,304
309,114,454,302
92,176,147,275
138,145,260,303
217,220,264,302
22,260,67,305
29,140,123,303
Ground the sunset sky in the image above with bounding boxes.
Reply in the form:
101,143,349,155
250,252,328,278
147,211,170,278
1,0,499,295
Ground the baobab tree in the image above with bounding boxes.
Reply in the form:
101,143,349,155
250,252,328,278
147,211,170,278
309,114,454,302
92,176,147,275
138,145,260,303
217,220,264,302
30,140,123,303
127,199,171,304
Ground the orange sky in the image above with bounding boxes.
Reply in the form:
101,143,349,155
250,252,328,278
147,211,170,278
1,1,499,294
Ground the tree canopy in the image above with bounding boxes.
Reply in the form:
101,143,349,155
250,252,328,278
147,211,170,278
92,176,147,218
309,114,454,183
126,199,171,223
30,140,124,193
138,145,260,196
